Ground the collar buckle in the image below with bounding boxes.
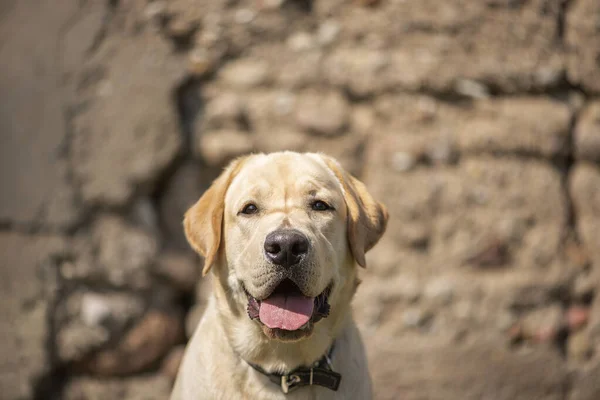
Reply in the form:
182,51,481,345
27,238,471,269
281,373,301,394
247,343,340,394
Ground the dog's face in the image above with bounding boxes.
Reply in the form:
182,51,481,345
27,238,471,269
184,152,387,342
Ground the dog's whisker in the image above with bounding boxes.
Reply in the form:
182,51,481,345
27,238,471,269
232,220,268,269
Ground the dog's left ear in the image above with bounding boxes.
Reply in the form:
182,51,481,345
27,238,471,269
184,157,247,276
320,155,388,268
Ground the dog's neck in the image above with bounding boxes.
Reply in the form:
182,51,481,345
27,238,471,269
210,266,357,374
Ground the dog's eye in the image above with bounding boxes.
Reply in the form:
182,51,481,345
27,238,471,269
311,200,332,211
240,203,258,215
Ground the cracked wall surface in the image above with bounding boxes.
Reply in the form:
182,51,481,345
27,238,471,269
1,0,600,399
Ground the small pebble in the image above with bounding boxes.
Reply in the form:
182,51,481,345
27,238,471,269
567,329,593,361
533,326,557,343
220,59,269,88
273,92,295,116
235,8,255,24
80,294,111,326
317,21,340,46
455,79,490,99
390,152,416,172
260,0,285,10
287,32,315,51
167,18,197,40
423,278,455,305
566,306,590,332
402,308,432,328
188,49,215,77
144,1,167,21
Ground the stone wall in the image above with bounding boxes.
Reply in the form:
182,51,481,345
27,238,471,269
1,0,599,399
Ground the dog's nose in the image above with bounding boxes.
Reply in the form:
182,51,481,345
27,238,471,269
264,229,309,267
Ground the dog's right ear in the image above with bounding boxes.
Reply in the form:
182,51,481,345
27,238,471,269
319,155,388,268
184,157,247,276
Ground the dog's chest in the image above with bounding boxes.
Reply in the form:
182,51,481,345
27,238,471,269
241,381,363,400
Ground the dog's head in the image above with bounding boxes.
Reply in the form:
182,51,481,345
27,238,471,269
184,152,387,342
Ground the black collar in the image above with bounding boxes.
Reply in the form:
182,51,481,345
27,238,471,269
245,344,342,394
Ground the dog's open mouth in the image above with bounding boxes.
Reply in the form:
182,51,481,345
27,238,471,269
245,279,331,332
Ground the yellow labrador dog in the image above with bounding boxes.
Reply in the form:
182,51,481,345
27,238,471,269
171,152,387,400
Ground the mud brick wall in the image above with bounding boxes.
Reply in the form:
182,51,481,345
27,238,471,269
1,1,600,399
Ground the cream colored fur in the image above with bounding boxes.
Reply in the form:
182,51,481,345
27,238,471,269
171,152,387,400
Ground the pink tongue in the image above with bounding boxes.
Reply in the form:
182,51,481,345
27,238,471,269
259,294,314,331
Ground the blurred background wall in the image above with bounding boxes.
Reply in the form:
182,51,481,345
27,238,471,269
1,0,600,399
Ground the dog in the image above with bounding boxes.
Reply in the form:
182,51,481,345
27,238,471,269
171,152,388,400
